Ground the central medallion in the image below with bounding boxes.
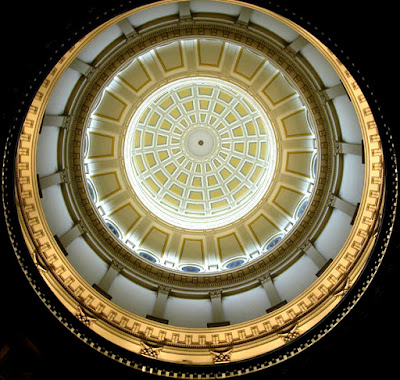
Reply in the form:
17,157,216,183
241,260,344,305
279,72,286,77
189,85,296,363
182,125,219,160
124,77,277,230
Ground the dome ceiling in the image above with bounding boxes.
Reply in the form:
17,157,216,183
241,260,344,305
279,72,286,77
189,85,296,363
82,37,318,273
5,0,390,376
124,76,277,230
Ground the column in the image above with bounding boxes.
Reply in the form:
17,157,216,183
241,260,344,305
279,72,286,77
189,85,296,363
93,261,122,300
117,18,137,39
259,273,286,313
323,83,347,100
40,114,69,132
303,241,327,270
178,1,191,21
38,171,66,192
330,195,357,218
236,7,252,27
69,57,94,77
286,35,308,54
336,141,362,156
56,223,85,250
146,286,170,324
207,290,230,327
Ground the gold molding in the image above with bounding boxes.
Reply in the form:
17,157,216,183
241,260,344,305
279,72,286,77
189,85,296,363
284,150,314,178
233,47,266,81
87,131,115,159
262,72,297,106
116,57,152,93
216,232,246,262
89,170,122,202
281,108,313,138
92,90,128,122
154,41,185,72
248,213,280,247
108,202,142,234
179,238,205,264
138,226,170,258
272,185,305,217
197,40,226,68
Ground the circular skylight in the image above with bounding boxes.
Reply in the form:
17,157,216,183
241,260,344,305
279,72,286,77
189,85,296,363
124,77,277,230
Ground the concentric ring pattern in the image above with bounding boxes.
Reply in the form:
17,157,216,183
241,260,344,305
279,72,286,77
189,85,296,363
8,0,390,375
125,78,276,229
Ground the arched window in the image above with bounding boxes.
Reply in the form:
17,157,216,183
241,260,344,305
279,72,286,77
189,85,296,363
181,265,202,273
265,235,283,251
83,133,89,158
225,259,246,269
296,199,309,219
139,251,157,263
312,154,318,179
87,180,96,202
105,221,120,239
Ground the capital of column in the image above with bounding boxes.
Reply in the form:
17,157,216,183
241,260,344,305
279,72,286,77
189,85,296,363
328,192,336,207
158,286,171,296
257,271,272,285
300,239,313,253
236,7,252,28
178,1,191,22
209,290,223,299
110,260,124,273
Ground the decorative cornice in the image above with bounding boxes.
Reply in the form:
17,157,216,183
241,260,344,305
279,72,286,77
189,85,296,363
209,289,223,298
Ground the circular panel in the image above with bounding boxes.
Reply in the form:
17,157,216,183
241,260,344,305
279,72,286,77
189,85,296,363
125,77,276,229
184,127,216,158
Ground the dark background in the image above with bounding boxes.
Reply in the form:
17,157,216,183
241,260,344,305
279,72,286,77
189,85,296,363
0,1,398,379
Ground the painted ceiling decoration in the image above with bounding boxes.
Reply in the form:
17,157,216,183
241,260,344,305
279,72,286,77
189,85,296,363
3,0,395,378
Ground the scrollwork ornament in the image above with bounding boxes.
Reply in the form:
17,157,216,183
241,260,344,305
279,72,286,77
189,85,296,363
31,250,47,273
210,349,232,364
333,278,352,299
279,325,301,343
75,306,97,327
140,342,163,359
